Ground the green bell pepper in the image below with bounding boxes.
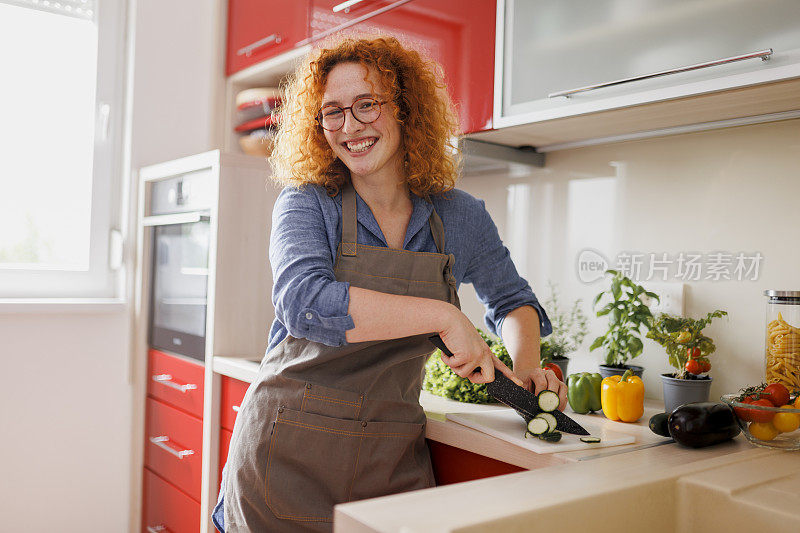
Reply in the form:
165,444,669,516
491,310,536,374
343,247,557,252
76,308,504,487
567,372,602,414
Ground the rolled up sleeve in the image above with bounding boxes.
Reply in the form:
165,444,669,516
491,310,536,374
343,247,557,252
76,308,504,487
462,199,552,340
270,187,355,346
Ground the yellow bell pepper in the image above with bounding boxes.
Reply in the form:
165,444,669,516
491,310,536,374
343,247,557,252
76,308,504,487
601,370,644,422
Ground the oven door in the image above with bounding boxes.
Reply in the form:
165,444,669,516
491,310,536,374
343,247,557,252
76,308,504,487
148,216,210,361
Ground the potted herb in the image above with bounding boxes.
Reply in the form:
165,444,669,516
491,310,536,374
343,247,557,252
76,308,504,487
539,282,588,380
646,310,728,413
590,270,659,379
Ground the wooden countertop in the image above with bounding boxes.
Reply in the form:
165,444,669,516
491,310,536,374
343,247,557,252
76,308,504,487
215,356,675,468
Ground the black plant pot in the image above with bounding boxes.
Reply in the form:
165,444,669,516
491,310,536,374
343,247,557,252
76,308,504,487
598,364,644,379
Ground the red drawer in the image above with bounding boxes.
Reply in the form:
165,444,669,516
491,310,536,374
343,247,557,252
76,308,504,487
219,428,233,490
145,398,203,502
220,376,249,431
142,468,200,533
148,349,204,418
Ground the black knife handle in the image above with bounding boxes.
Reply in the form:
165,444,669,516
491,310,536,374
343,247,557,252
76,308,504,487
428,334,484,374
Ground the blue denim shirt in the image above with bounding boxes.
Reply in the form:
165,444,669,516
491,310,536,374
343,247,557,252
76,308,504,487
212,183,551,531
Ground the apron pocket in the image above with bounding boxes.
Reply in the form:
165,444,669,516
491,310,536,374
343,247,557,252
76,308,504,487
265,407,422,522
300,382,363,420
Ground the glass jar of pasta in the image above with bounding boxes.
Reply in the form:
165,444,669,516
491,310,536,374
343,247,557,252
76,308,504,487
764,290,800,391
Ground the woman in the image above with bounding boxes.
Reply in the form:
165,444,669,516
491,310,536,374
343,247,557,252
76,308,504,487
213,36,563,532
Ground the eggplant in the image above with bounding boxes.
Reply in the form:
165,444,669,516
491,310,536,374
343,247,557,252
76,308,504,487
648,412,670,438
667,402,740,448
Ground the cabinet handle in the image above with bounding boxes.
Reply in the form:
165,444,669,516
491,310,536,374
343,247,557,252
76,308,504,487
332,0,368,13
149,435,195,459
142,212,209,227
146,526,166,533
152,374,198,393
237,33,282,58
301,0,413,46
548,48,773,99
232,405,241,413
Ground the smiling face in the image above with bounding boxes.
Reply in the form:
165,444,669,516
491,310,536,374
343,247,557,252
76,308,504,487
320,62,403,183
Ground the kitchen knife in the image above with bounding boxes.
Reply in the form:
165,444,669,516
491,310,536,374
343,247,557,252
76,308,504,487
428,334,590,436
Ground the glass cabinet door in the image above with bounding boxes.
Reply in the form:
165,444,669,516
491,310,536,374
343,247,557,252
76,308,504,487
502,0,800,118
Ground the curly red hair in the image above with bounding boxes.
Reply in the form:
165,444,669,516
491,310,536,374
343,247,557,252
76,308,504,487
269,35,461,197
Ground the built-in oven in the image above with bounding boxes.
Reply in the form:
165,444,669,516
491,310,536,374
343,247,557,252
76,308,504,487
143,170,213,362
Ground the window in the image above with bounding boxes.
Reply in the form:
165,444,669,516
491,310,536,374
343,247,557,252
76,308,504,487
0,0,126,298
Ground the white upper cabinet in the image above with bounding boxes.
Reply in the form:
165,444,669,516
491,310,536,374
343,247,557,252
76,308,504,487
479,0,800,149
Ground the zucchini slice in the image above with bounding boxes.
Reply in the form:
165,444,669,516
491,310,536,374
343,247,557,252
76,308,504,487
535,413,557,433
537,390,560,412
580,436,601,443
526,417,550,435
538,431,562,442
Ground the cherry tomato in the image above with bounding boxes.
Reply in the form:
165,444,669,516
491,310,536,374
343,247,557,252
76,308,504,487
734,397,756,422
749,421,779,441
772,406,800,433
685,359,702,375
687,347,701,359
544,362,563,381
762,383,790,408
746,399,776,423
700,360,711,373
795,395,800,409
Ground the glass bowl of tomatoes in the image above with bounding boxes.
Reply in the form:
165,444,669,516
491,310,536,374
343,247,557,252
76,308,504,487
721,383,800,450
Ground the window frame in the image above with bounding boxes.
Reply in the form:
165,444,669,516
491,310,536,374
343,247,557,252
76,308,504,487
0,0,128,299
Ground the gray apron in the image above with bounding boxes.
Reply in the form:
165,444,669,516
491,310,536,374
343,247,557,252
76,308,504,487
223,182,460,531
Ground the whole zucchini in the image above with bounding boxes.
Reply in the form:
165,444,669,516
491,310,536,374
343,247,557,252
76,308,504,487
667,402,740,448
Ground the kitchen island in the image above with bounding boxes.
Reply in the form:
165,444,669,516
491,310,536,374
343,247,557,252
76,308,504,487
213,357,800,533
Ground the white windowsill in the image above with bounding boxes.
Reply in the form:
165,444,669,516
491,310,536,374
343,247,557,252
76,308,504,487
0,298,128,314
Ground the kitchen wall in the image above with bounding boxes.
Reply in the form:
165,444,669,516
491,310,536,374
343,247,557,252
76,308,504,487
457,117,800,403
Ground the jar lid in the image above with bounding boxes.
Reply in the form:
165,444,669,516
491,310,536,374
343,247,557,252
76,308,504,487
764,290,800,298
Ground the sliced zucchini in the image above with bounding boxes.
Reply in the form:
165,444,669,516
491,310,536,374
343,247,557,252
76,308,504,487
524,431,536,439
527,416,550,435
580,436,601,443
538,431,562,442
535,412,557,433
537,390,560,412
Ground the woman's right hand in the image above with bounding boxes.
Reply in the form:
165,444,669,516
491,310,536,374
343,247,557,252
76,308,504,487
438,309,523,386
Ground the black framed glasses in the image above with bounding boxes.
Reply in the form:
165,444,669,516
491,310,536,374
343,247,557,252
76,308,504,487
317,97,387,132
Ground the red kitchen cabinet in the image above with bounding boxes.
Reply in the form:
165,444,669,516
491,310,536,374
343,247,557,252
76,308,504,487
310,0,496,133
148,349,205,419
427,440,524,485
220,376,249,431
226,0,311,75
219,428,234,486
142,468,201,533
145,397,204,502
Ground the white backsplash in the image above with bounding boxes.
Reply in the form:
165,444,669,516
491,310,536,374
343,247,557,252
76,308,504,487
456,118,800,404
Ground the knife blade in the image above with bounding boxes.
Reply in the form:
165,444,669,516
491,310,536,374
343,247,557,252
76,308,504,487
428,335,590,436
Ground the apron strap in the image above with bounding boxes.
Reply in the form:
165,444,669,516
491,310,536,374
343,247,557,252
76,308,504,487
342,183,447,256
428,206,446,255
341,182,358,256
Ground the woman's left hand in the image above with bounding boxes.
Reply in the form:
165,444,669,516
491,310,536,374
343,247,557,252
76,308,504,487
513,363,568,411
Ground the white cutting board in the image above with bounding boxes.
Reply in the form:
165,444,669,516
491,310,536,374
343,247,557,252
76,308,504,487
447,409,636,453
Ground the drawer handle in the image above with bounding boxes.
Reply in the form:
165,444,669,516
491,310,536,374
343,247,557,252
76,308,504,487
237,33,282,57
152,374,198,393
232,405,240,413
332,0,367,12
146,526,166,533
548,48,773,99
149,435,195,460
301,0,413,46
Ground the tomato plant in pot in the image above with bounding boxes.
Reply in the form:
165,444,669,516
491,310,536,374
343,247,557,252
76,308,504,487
590,270,658,379
646,310,728,413
539,282,588,381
